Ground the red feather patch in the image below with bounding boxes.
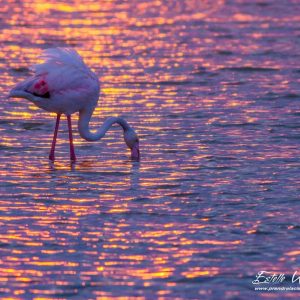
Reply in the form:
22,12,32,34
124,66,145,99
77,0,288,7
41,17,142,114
29,77,50,97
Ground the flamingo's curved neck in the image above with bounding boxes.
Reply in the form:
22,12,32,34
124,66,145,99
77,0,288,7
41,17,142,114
78,107,131,141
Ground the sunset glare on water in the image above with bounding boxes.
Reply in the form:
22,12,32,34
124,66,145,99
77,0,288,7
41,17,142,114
0,0,300,299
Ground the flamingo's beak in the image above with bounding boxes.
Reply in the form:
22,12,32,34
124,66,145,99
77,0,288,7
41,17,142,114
131,141,140,161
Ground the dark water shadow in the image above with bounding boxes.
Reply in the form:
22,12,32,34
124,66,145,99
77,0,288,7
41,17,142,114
47,157,141,192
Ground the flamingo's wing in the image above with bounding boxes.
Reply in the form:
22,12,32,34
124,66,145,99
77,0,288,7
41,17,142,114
9,48,100,114
31,48,99,96
9,75,49,98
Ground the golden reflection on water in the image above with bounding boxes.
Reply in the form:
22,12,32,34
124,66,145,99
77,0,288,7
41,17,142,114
0,0,300,298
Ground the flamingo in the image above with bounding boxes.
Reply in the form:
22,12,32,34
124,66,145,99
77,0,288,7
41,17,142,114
8,48,140,162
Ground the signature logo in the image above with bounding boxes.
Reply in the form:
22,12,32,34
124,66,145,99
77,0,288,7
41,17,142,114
252,271,300,285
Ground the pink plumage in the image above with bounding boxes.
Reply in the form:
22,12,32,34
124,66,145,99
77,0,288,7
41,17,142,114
9,48,140,162
26,76,49,97
13,48,100,115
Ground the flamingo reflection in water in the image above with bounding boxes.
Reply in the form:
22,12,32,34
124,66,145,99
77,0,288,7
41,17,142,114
9,48,140,162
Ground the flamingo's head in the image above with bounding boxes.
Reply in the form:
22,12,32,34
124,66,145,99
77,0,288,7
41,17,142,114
124,129,140,161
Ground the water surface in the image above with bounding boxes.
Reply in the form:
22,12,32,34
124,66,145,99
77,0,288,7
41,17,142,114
0,0,300,299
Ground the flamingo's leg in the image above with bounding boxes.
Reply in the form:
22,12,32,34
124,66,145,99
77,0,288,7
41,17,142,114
49,113,61,161
67,115,76,162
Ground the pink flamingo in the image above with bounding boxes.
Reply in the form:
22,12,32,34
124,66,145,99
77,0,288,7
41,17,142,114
9,48,140,162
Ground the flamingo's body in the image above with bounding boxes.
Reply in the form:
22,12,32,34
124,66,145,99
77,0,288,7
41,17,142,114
9,48,140,161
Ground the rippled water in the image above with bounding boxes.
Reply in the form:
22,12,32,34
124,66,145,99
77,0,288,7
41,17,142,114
1,0,300,299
